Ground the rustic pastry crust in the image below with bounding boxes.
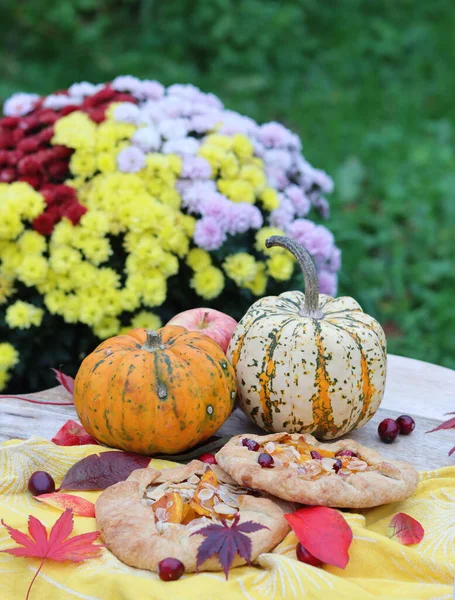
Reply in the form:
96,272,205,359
216,433,419,508
95,460,290,573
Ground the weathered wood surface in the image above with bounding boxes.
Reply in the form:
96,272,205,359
1,354,454,471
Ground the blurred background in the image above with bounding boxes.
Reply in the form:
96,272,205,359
1,0,454,368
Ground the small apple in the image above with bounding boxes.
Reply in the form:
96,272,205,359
167,308,237,353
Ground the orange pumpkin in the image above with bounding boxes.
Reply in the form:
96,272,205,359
74,325,236,455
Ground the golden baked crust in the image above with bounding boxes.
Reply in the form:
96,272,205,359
95,460,290,572
216,433,419,509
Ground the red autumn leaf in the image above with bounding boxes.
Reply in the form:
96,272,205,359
426,416,455,434
51,420,99,446
35,493,95,517
284,507,353,569
1,509,102,600
388,513,424,545
60,450,151,491
51,368,75,396
191,513,267,579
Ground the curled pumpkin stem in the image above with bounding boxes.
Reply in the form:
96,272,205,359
265,235,324,319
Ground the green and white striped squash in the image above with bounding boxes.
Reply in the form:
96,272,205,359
227,236,387,440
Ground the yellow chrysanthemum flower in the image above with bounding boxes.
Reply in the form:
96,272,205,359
44,290,67,314
186,248,212,272
80,238,112,265
16,255,48,287
159,253,179,277
5,301,44,329
220,153,240,179
140,271,167,307
239,165,267,190
223,253,258,286
78,296,105,326
244,262,268,296
0,342,19,370
17,230,47,255
50,247,82,274
71,262,99,289
0,208,23,240
255,227,286,255
51,220,75,247
119,287,142,312
232,134,254,160
205,134,233,150
217,179,255,204
0,273,15,304
0,369,9,391
93,316,121,339
52,112,97,150
190,266,224,300
70,151,97,178
260,188,280,211
267,253,295,281
60,294,81,324
130,311,162,331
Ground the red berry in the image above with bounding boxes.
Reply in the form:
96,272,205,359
396,415,415,435
332,458,342,473
378,418,399,443
157,557,185,581
296,543,322,567
198,453,217,464
28,471,55,496
310,450,322,460
335,449,357,458
258,453,274,468
242,438,260,452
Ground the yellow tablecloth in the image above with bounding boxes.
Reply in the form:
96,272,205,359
0,437,454,600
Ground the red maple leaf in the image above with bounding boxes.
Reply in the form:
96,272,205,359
284,506,353,569
191,513,267,579
51,368,75,397
51,420,99,447
426,413,455,455
1,509,102,599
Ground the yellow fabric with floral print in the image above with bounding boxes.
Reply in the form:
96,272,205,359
0,437,453,600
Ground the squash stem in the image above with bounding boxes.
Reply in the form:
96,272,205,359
143,330,165,351
265,235,324,319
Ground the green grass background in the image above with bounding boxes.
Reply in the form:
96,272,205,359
1,0,454,368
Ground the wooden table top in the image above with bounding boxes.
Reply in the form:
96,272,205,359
1,353,454,471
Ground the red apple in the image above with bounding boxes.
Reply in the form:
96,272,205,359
167,308,237,353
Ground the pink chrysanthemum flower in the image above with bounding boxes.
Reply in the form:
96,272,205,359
3,93,40,117
193,217,227,250
117,146,146,173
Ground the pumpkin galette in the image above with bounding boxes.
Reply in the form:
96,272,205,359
216,433,419,509
95,460,290,573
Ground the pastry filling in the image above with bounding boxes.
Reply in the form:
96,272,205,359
242,435,373,480
144,468,249,533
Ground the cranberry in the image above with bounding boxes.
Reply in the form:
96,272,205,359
198,452,217,464
258,453,274,468
378,418,399,443
335,450,357,458
310,450,322,460
396,415,415,435
332,458,342,473
28,471,55,496
242,438,260,452
296,543,322,567
157,557,185,581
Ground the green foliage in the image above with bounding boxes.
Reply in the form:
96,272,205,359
1,0,454,374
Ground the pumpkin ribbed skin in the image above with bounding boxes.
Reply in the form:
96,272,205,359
74,325,236,455
227,235,387,441
228,291,387,439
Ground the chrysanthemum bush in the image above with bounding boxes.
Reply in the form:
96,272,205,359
0,77,339,393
